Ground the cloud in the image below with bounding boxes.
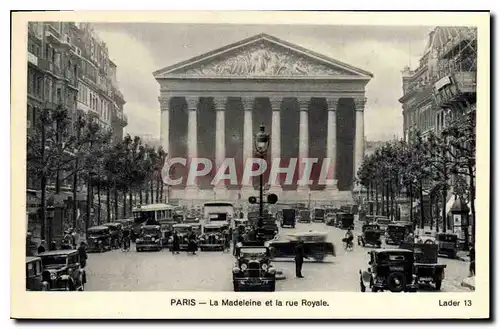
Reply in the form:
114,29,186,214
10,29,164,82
94,29,160,137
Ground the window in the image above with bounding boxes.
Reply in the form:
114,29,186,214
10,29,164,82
56,88,62,104
36,77,43,97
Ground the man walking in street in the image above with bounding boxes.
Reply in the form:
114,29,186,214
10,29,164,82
294,240,307,278
78,241,88,268
172,231,180,255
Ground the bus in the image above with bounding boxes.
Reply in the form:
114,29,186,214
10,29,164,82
131,204,176,243
203,202,234,226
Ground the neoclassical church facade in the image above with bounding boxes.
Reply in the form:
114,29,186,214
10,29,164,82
154,33,373,204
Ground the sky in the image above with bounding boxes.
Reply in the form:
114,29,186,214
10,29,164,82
93,23,432,141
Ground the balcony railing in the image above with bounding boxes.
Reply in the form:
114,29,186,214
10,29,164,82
432,71,476,108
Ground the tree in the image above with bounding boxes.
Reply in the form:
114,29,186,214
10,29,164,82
27,105,76,241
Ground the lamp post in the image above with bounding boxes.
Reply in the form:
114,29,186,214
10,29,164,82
254,124,270,228
46,205,55,250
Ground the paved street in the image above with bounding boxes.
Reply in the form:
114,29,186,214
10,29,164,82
85,221,470,292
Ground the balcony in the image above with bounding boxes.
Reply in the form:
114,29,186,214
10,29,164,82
45,25,63,46
432,72,476,108
27,52,38,66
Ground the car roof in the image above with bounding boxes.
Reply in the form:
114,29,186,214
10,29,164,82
103,222,121,226
26,256,41,263
173,224,192,227
38,249,77,256
133,203,174,211
204,223,225,228
142,225,160,229
88,225,109,230
373,248,413,254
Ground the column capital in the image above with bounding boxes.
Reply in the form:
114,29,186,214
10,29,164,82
269,96,282,111
241,96,254,111
158,96,170,110
325,97,340,110
185,96,199,110
354,97,367,111
213,96,227,111
297,97,310,110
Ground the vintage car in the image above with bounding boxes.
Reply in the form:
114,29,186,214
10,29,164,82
199,223,228,251
436,233,459,258
399,242,447,290
39,250,86,291
102,222,123,249
170,223,196,251
184,216,200,224
312,208,326,222
335,212,355,230
357,224,382,248
298,210,311,223
280,208,296,228
26,256,49,291
86,226,112,252
359,249,418,293
233,243,276,291
267,231,336,262
325,213,336,226
136,225,163,252
374,217,392,232
385,223,408,245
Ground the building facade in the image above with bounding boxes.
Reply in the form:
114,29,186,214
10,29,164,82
399,27,477,141
154,34,373,204
26,21,127,234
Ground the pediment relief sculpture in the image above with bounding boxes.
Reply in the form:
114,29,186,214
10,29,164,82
176,42,350,77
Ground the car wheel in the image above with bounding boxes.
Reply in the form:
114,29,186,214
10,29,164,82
386,272,407,293
63,280,72,291
371,287,379,292
435,280,442,291
269,282,276,292
233,282,239,292
449,251,456,259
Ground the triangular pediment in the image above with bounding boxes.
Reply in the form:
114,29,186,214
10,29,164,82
154,33,373,79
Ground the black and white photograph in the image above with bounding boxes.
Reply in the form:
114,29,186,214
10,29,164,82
11,10,490,319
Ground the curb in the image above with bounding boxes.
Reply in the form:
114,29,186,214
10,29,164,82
460,278,475,291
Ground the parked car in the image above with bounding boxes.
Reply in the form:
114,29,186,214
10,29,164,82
336,212,354,229
232,243,276,291
399,242,447,290
385,223,408,245
436,233,459,258
102,222,123,249
280,208,296,228
298,210,311,223
357,224,382,248
86,226,112,253
136,225,163,252
26,256,49,291
199,223,227,251
39,250,86,291
359,249,418,293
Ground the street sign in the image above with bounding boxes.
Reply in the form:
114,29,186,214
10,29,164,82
248,196,257,204
267,194,278,204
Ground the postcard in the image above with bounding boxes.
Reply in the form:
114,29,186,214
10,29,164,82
11,10,490,319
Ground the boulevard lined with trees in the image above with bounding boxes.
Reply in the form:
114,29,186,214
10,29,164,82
27,106,167,240
357,111,476,242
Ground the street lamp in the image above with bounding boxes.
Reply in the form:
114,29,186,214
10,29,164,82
254,125,270,228
46,205,55,249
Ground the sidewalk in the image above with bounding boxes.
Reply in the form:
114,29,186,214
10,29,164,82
456,250,470,262
461,276,475,291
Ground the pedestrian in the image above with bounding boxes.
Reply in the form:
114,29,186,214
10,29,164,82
469,244,475,277
294,240,307,278
172,231,180,255
232,228,240,255
188,230,197,255
37,240,46,254
78,241,88,268
122,227,131,251
49,240,57,251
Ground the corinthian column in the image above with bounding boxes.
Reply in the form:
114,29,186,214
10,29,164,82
325,97,339,191
159,96,170,155
354,97,366,182
241,96,254,194
213,96,227,194
269,96,282,192
185,96,199,194
297,97,310,193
